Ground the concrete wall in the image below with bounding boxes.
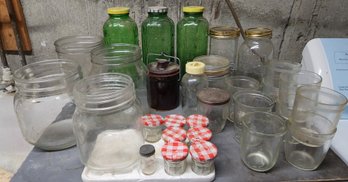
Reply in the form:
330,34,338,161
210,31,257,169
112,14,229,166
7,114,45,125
3,0,348,70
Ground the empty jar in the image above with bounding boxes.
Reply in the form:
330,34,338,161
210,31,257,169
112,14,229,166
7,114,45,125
190,140,217,175
161,141,188,176
164,114,186,128
141,114,164,143
13,59,82,150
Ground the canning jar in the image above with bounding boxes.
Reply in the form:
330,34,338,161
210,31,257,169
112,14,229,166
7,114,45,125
237,27,274,82
190,140,217,175
73,73,144,173
141,114,164,143
209,26,240,74
161,141,188,176
193,55,230,89
13,59,82,150
54,35,103,77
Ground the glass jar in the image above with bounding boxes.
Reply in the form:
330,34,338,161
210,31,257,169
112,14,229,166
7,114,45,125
141,114,164,143
164,114,186,128
186,114,209,128
103,7,138,45
209,26,240,74
54,35,103,77
140,144,157,175
161,141,188,176
162,127,187,143
181,62,208,116
193,55,230,89
187,127,212,145
13,59,82,150
141,6,174,65
177,6,209,76
73,73,144,173
197,88,230,134
190,140,217,175
237,27,274,82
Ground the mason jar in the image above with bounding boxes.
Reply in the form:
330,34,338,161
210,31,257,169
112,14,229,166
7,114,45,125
73,73,144,173
13,59,82,150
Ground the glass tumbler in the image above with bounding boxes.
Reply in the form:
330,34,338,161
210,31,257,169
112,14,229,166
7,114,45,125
240,111,287,172
233,91,275,142
13,59,82,150
277,70,322,120
54,35,103,77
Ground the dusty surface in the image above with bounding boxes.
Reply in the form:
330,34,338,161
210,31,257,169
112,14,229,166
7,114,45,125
0,168,13,182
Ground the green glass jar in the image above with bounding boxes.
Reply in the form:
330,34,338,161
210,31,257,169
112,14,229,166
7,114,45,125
103,7,138,45
177,6,209,76
141,6,174,65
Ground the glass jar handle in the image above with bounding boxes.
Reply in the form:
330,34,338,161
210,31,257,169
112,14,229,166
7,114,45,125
147,52,181,81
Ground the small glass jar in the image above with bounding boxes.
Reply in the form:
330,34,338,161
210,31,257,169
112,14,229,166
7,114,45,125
141,114,164,143
164,114,186,128
193,55,230,89
13,59,82,150
140,144,157,175
161,141,188,176
187,127,212,144
73,73,144,173
209,26,240,74
162,127,187,143
197,88,230,134
186,114,209,128
190,140,217,175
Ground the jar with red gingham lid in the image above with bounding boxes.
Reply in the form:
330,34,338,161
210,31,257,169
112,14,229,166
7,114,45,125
141,114,164,142
162,127,186,143
186,114,209,128
187,127,212,144
161,141,188,175
164,114,186,128
190,140,218,175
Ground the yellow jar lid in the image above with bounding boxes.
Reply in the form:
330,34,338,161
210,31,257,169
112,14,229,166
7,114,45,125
210,26,240,38
107,7,130,15
186,61,205,75
245,27,272,38
183,6,204,13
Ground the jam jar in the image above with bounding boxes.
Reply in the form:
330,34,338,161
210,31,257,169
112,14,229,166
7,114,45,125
141,114,164,143
161,141,189,176
190,140,217,175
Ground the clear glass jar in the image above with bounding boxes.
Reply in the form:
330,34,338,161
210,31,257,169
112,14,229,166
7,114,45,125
73,73,144,173
193,55,230,89
161,141,188,176
209,26,240,74
13,59,82,150
181,62,208,116
140,144,157,175
141,114,164,143
190,140,217,175
54,35,103,77
237,27,274,82
197,88,230,134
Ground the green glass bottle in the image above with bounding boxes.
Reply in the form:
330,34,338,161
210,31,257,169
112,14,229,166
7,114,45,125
103,7,138,45
177,6,209,76
141,6,174,65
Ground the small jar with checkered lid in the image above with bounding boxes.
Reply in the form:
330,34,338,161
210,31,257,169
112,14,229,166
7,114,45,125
186,114,209,128
141,114,164,142
164,114,186,128
186,127,212,145
161,141,189,175
162,127,187,143
190,140,218,175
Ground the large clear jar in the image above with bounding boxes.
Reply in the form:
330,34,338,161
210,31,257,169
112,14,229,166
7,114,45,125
209,26,240,74
193,55,230,89
54,35,103,77
73,73,144,173
237,27,274,82
13,59,82,150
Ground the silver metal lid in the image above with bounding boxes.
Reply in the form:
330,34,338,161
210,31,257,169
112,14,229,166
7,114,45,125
148,6,168,13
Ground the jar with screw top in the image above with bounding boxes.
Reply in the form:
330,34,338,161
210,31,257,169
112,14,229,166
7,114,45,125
161,141,189,176
141,114,164,143
237,27,274,82
162,127,187,143
139,144,157,175
190,140,218,175
209,26,240,74
187,127,212,145
164,114,186,128
186,114,209,128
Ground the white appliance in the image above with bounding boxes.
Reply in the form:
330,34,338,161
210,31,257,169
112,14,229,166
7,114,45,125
302,38,348,165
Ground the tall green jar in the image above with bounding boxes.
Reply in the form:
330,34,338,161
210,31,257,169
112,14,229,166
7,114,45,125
177,6,209,76
103,7,138,45
141,6,174,65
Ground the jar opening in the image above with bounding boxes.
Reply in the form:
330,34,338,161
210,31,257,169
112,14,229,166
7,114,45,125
91,44,141,66
54,35,103,54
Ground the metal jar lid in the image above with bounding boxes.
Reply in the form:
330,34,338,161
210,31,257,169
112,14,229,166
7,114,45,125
245,27,272,38
139,144,155,157
193,55,230,77
210,26,240,39
148,6,168,13
197,88,230,105
148,59,179,78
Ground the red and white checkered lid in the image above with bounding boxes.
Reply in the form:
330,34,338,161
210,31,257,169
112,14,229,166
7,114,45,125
190,140,218,162
186,114,209,128
161,141,188,161
164,114,186,127
187,127,212,141
141,114,164,127
162,127,187,142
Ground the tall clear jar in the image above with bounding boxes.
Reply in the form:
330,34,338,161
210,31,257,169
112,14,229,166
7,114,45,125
54,35,103,77
13,59,82,150
73,73,144,173
181,62,208,116
237,27,274,82
209,26,240,74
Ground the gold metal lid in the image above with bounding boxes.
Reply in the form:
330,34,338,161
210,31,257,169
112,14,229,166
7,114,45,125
245,27,272,38
210,26,240,38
